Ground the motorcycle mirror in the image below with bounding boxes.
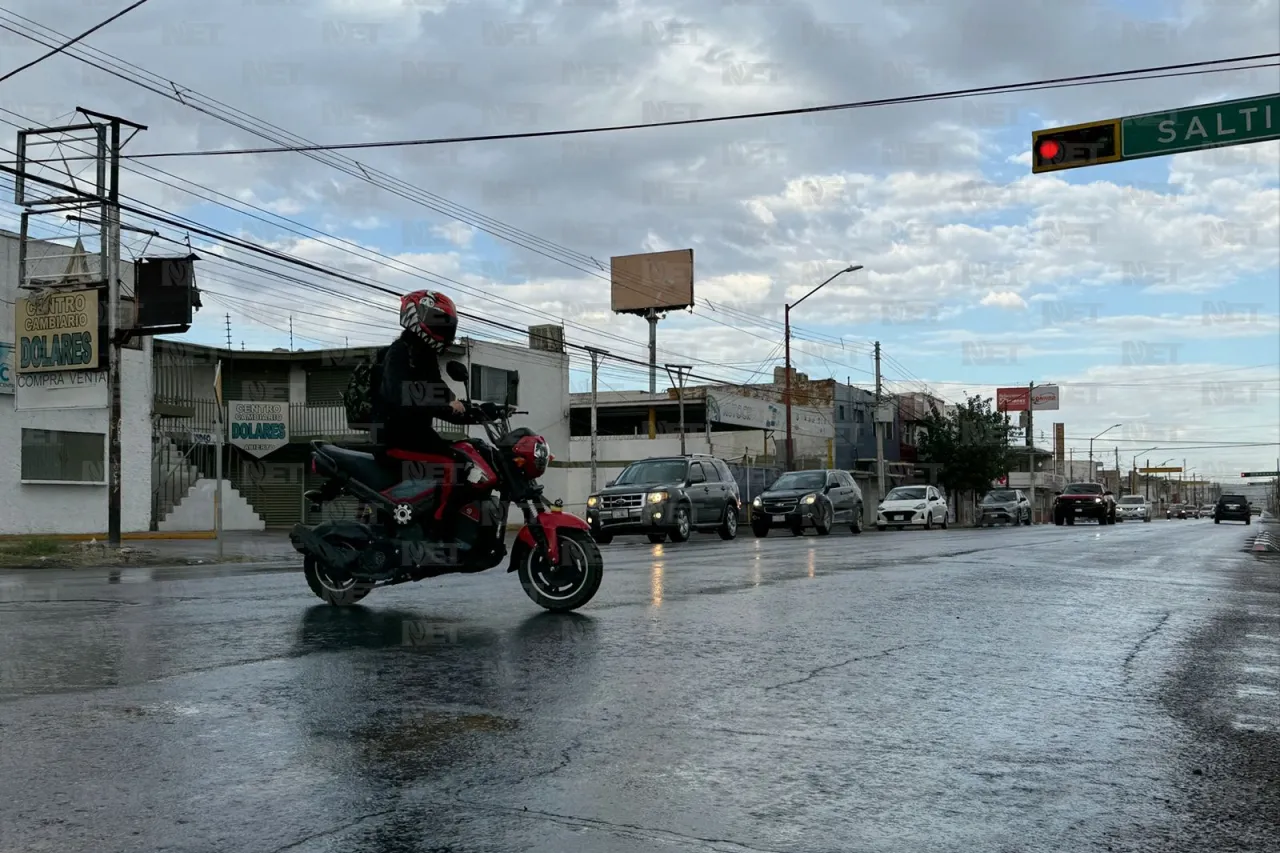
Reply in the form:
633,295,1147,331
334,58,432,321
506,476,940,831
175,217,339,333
446,361,470,383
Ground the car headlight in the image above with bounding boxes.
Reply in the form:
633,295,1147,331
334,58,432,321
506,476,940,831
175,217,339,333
586,495,599,508
877,504,885,512
752,496,762,507
802,493,817,505
914,502,927,510
1094,497,1102,503
647,491,668,504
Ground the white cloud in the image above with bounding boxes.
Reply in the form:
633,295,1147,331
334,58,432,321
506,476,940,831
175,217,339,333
980,290,1027,310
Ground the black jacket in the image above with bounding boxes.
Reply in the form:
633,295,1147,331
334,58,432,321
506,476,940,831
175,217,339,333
371,333,470,452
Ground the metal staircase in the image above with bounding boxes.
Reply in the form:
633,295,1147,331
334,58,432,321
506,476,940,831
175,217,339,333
151,434,204,529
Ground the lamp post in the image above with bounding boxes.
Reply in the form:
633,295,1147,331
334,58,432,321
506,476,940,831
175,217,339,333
1132,446,1158,496
1156,457,1175,506
1089,423,1122,478
785,264,863,470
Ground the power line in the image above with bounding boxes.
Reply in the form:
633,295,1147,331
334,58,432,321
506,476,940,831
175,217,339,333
0,0,153,84
113,55,1280,159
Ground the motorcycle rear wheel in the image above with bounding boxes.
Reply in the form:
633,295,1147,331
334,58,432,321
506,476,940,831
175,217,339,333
304,545,372,606
516,528,603,612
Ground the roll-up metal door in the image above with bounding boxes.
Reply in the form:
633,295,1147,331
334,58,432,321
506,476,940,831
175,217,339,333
231,456,304,527
306,368,352,405
225,366,291,403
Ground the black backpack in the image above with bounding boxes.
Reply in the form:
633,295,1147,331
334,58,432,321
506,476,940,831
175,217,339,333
343,349,386,431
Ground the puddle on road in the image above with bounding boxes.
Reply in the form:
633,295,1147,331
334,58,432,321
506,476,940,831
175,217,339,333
354,711,518,763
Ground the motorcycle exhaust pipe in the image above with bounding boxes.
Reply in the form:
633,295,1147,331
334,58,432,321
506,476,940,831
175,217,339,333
290,524,361,571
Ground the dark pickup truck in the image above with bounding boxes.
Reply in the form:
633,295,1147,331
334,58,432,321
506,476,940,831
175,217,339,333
1052,482,1116,525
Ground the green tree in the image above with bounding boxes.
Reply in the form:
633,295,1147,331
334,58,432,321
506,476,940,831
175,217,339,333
916,394,1014,496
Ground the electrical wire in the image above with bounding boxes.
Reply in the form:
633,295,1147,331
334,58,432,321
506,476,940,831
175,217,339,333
0,0,153,84
114,55,1280,158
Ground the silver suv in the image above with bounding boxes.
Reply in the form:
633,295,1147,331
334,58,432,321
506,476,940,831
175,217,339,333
585,454,741,544
1115,495,1152,522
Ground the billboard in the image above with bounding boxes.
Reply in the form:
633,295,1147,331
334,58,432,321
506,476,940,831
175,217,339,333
705,389,833,438
14,289,100,373
1031,385,1059,410
1054,422,1065,465
610,248,694,315
996,387,1029,411
228,401,288,458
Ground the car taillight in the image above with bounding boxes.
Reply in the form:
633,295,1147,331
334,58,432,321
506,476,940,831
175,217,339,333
311,458,317,473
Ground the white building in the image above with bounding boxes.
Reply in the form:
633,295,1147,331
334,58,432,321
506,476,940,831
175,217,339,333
0,229,153,535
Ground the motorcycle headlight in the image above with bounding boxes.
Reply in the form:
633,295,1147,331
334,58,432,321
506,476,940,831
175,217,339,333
752,496,762,507
586,495,599,508
647,491,668,504
802,493,817,505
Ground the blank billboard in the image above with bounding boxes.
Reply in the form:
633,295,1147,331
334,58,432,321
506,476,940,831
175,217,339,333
610,249,694,315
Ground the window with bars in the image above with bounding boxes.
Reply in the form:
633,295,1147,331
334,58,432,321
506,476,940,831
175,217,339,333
21,428,105,483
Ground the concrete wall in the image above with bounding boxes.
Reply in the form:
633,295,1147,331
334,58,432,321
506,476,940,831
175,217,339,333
0,231,153,534
461,338,570,522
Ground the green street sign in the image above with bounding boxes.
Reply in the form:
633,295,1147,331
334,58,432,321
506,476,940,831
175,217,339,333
1123,93,1279,159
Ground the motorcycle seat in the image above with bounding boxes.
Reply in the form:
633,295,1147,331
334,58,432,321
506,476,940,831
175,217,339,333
317,444,399,491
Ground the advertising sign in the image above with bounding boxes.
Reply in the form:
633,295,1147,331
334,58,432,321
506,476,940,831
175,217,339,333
705,389,833,438
14,369,108,410
1031,385,1060,411
0,342,12,395
996,387,1029,411
228,400,288,458
15,289,100,373
1054,423,1065,465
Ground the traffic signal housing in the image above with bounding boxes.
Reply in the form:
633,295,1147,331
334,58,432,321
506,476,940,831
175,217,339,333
1031,119,1121,174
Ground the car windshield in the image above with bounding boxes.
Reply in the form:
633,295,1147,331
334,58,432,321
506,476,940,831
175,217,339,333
885,487,927,501
614,460,687,486
1065,483,1103,494
1119,496,1145,504
983,490,1017,503
769,471,827,491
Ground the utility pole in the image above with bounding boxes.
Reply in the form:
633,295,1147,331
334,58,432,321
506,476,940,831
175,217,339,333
1145,458,1151,501
1027,381,1035,523
289,315,294,350
225,313,232,348
1114,446,1120,493
664,364,692,455
874,341,886,499
586,347,607,493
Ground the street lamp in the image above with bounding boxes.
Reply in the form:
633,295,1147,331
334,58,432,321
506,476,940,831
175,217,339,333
784,263,863,469
1089,423,1122,476
1132,446,1158,495
1156,457,1175,504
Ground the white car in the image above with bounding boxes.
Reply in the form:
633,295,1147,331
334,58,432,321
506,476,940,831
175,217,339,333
1115,495,1152,522
876,485,950,531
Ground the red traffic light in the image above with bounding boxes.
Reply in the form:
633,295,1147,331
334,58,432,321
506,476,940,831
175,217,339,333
1037,139,1061,161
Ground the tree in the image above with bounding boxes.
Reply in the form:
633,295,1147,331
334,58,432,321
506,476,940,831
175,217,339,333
915,394,1014,497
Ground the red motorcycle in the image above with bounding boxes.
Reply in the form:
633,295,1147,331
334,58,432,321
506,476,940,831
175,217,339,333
290,361,603,611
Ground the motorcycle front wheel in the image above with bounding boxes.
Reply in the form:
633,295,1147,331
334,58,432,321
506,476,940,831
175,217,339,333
516,528,603,612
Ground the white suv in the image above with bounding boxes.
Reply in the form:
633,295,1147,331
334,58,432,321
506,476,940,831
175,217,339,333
1115,495,1152,522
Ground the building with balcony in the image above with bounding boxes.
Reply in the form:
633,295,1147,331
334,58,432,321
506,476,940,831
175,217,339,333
150,326,570,529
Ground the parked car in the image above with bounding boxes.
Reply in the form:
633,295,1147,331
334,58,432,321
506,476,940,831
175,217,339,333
1200,504,1215,518
1166,503,1189,519
1052,483,1116,525
876,484,950,531
979,488,1030,527
1115,494,1152,522
750,469,863,537
586,454,741,544
1213,494,1251,524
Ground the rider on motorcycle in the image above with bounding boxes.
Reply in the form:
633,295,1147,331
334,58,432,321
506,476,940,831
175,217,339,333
371,290,478,536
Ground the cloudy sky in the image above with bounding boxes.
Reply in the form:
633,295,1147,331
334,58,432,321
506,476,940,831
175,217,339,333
1,0,1277,479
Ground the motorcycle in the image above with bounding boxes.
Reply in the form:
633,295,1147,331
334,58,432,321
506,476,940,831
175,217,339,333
289,361,603,612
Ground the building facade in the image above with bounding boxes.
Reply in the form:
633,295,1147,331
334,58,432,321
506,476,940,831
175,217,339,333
150,328,570,529
1,230,154,535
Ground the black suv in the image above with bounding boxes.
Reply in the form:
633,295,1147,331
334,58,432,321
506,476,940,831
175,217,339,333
586,454,741,544
750,469,863,536
1214,494,1251,524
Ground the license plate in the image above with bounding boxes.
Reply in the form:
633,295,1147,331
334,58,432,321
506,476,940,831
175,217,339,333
1074,508,1083,513
772,514,784,522
611,509,630,519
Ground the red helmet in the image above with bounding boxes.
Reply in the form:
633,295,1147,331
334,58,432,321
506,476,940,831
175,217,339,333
400,290,457,351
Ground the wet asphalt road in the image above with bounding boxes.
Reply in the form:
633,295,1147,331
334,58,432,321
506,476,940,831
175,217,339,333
1,520,1277,853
